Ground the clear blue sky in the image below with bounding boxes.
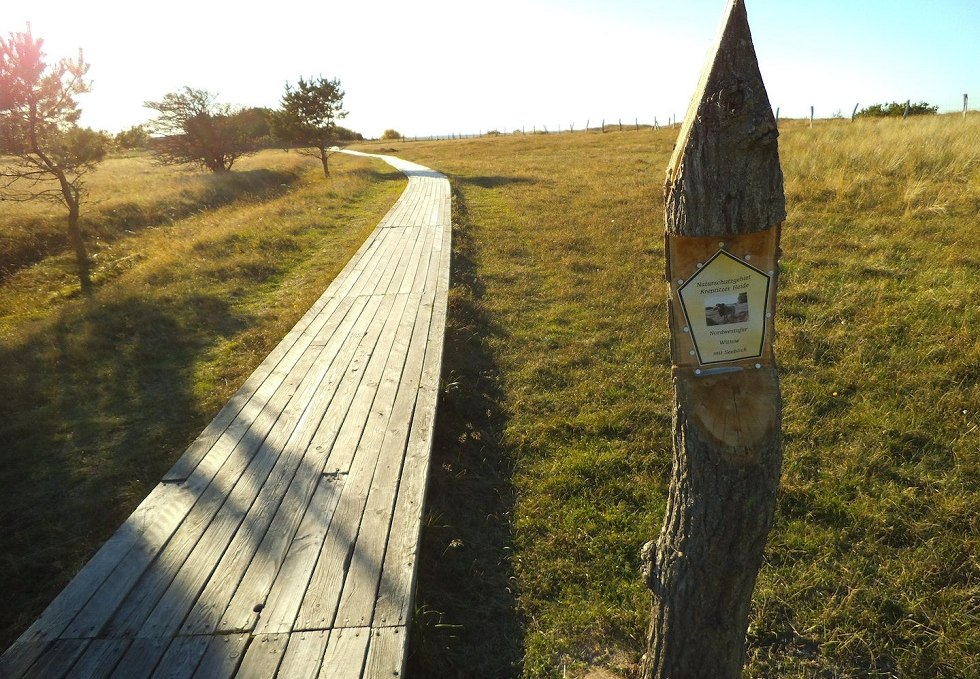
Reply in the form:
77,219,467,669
6,0,978,137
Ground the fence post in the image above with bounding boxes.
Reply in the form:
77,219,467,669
810,105,814,128
602,118,605,132
852,103,859,121
964,93,969,118
642,0,785,676
619,118,623,131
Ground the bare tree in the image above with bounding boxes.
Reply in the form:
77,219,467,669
144,87,255,172
0,26,107,293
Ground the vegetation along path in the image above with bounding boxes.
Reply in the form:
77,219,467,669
0,152,452,678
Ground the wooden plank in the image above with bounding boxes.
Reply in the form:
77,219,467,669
277,631,328,678
100,296,373,639
190,634,248,679
62,289,361,639
164,277,364,483
178,294,388,637
362,626,407,679
247,475,345,637
220,291,410,634
333,284,438,628
148,636,210,679
291,294,425,632
139,295,381,639
398,221,436,296
318,628,369,679
109,638,169,678
233,634,288,678
66,638,132,679
17,638,88,679
372,275,448,629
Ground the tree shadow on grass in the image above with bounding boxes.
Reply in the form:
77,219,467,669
457,175,537,189
0,293,251,650
408,183,523,677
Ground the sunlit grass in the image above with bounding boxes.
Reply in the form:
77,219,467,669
356,114,979,678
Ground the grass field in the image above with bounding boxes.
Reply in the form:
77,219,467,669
352,115,979,678
1,116,977,678
0,149,406,649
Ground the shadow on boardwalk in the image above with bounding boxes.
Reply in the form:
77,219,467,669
408,181,523,677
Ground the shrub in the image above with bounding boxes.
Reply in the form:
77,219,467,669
380,129,402,140
856,101,938,118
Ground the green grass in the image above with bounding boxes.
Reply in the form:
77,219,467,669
0,150,406,649
2,117,977,678
355,115,980,678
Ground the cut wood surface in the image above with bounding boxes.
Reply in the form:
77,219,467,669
0,151,451,679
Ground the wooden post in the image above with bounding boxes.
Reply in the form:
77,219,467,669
903,100,911,119
964,93,968,118
642,0,785,677
852,102,860,121
810,105,814,128
619,118,623,131
602,118,605,132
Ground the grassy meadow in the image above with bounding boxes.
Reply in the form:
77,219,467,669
0,149,406,648
0,115,977,679
352,115,979,678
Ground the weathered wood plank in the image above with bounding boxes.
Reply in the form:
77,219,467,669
17,638,88,678
223,290,414,634
140,295,382,639
277,631,328,678
148,635,210,679
292,293,425,632
233,634,287,678
318,628,369,679
108,638,169,678
333,284,438,628
66,638,131,679
178,294,389,637
190,634,248,679
362,626,407,679
373,242,450,630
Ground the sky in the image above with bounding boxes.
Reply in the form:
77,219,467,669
5,0,979,138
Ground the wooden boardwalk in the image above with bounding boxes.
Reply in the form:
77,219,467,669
0,152,451,678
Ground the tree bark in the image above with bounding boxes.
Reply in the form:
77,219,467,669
65,188,92,294
319,146,330,177
642,1,785,677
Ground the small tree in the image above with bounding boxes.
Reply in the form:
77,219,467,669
0,26,107,293
274,76,347,177
380,129,402,141
144,87,255,172
114,124,149,150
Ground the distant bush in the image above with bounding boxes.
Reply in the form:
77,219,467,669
381,129,402,140
114,125,149,149
856,101,938,118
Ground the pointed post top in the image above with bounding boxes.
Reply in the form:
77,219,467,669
665,0,784,237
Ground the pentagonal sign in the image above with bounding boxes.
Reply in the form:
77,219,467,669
677,250,771,365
